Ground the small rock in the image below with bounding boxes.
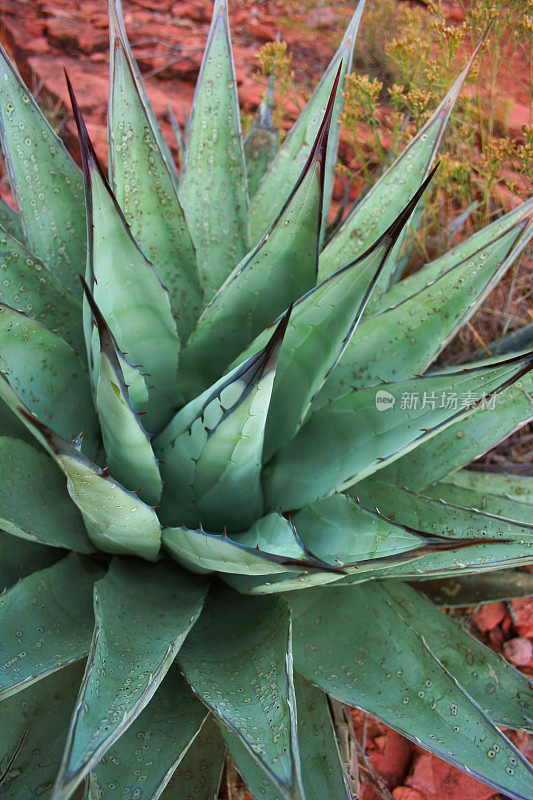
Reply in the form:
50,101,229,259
447,4,466,22
511,598,533,637
248,21,276,42
308,7,341,29
392,788,426,800
503,637,533,666
473,601,506,633
27,36,50,54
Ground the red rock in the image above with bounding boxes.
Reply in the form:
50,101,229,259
368,730,412,789
473,601,506,633
308,7,341,29
406,751,496,800
488,626,505,649
27,36,50,53
248,21,276,42
503,637,533,666
392,788,426,800
501,615,512,635
512,598,533,637
446,5,466,22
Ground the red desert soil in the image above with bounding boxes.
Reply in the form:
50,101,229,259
1,1,532,798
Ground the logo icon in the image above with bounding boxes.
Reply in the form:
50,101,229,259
375,390,396,411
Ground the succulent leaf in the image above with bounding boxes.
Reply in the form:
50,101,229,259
315,204,533,406
236,168,438,460
352,479,533,540
318,40,484,290
225,490,511,595
86,665,207,800
290,584,533,800
0,304,99,458
0,198,23,240
249,0,365,244
108,0,202,340
244,77,279,198
0,662,86,800
67,76,181,433
0,226,84,353
0,554,97,700
0,47,85,296
12,409,162,561
52,558,207,800
425,472,533,511
179,584,305,800
0,436,93,552
157,311,290,531
417,570,533,607
375,197,533,313
376,367,533,489
178,76,340,401
263,351,533,511
0,531,60,592
224,673,351,800
160,715,226,800
380,581,533,732
83,280,162,505
178,0,248,299
163,512,337,576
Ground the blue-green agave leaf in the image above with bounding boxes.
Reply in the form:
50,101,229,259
82,280,162,505
11,409,162,561
178,74,340,402
373,198,533,314
236,168,438,461
86,665,207,800
244,78,279,198
290,584,533,800
315,202,533,406
0,531,60,593
424,473,533,513
0,661,86,800
0,198,22,240
51,558,208,800
381,581,533,732
224,491,503,595
375,367,533,490
352,479,533,540
0,48,85,296
108,0,202,339
178,0,248,299
0,225,83,353
223,673,351,800
0,303,99,458
0,554,97,700
67,75,180,433
468,322,533,361
179,584,305,800
249,0,365,244
157,311,290,531
168,104,185,165
263,351,533,511
163,511,337,576
416,570,533,607
318,40,483,291
160,715,225,800
0,436,93,552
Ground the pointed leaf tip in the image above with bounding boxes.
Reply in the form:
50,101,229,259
65,71,104,182
308,62,343,172
385,161,439,242
261,303,293,372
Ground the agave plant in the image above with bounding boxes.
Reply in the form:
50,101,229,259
1,1,533,799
